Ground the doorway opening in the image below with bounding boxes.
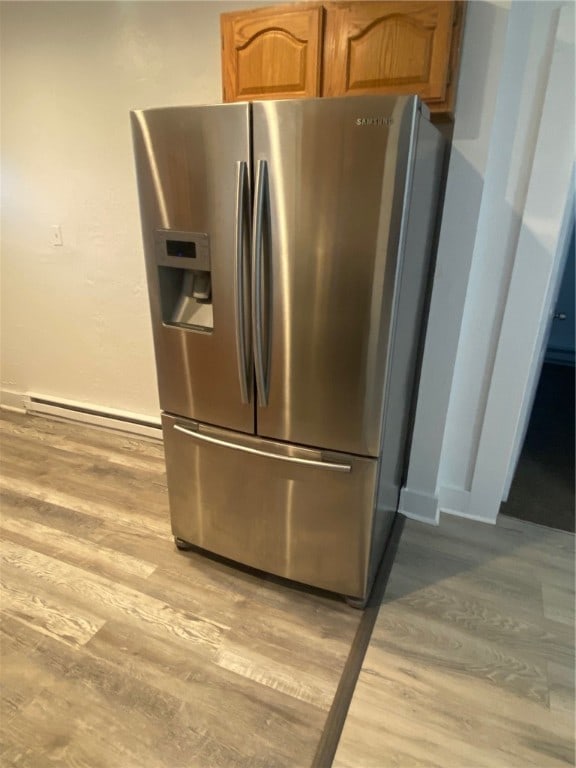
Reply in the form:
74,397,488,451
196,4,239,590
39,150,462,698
501,226,575,533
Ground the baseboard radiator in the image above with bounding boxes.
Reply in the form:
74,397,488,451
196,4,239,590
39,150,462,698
22,393,162,441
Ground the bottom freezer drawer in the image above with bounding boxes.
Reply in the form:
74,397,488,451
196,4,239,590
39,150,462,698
162,414,378,598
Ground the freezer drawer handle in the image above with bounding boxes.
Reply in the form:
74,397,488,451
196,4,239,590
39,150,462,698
234,160,251,404
174,424,351,472
252,159,269,407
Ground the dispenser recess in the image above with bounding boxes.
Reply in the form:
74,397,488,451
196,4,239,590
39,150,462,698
155,229,213,331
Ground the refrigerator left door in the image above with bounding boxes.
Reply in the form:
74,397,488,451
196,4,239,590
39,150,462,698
131,105,254,434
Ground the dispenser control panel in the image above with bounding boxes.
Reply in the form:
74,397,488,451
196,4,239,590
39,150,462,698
155,230,210,272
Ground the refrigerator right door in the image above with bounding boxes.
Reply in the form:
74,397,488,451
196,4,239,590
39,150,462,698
252,96,419,457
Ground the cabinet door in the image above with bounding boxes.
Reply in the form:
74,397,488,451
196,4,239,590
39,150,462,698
221,3,324,102
323,1,456,108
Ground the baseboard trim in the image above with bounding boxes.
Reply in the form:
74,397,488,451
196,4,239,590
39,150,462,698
1,389,162,441
438,486,498,524
399,486,493,525
398,487,439,525
444,508,498,525
0,389,26,413
438,486,471,516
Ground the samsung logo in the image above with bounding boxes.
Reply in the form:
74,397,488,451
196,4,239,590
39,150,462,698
355,117,393,127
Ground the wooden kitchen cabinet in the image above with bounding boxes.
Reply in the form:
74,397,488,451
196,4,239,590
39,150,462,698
323,1,460,115
221,3,324,102
221,1,465,119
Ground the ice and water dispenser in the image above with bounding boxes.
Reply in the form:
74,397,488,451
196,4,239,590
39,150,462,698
155,230,213,331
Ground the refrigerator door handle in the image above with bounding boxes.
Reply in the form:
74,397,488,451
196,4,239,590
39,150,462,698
234,160,250,404
252,159,269,407
173,424,352,472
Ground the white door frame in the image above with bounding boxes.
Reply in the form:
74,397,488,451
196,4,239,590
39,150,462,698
468,3,575,523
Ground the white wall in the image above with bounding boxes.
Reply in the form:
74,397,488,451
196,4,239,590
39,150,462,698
439,0,569,492
470,2,574,521
400,0,511,522
0,1,259,418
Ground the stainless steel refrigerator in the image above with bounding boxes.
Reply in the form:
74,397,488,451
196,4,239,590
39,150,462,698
131,95,444,605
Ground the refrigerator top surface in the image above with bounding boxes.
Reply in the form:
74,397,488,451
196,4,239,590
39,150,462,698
131,93,423,118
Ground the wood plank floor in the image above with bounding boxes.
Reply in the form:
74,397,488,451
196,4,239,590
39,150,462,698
2,410,574,767
334,513,575,767
0,411,363,768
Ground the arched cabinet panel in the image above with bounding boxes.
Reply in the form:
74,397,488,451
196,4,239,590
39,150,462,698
221,4,323,102
347,15,434,89
323,2,455,106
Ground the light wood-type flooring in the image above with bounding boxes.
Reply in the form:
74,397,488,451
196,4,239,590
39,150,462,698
1,411,574,767
334,513,575,767
0,411,362,767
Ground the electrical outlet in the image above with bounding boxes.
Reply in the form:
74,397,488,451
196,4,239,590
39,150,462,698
50,225,63,247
